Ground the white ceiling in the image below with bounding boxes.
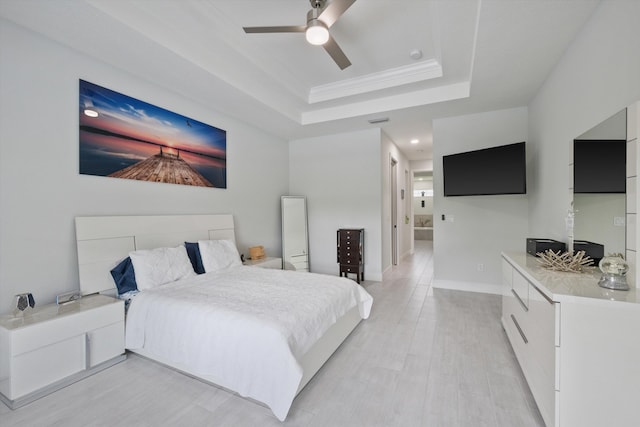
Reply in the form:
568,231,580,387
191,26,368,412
0,0,600,160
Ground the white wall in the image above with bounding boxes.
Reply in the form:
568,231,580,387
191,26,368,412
528,0,640,243
411,160,434,172
433,107,529,294
0,20,289,314
289,128,383,281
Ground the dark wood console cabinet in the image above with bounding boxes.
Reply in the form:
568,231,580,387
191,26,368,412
337,228,364,283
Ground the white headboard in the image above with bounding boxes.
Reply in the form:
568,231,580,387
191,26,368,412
75,214,235,295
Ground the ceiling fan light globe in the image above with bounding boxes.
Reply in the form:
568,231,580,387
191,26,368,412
306,21,329,45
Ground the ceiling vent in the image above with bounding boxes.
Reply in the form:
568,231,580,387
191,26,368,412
368,117,389,124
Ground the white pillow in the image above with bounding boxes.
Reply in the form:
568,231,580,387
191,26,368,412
198,239,242,273
129,245,195,290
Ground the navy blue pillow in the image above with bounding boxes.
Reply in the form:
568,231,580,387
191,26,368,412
185,242,206,274
110,257,138,295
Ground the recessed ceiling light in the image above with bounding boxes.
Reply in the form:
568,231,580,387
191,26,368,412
410,139,419,144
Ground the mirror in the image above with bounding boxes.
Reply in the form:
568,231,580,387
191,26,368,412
281,196,310,271
573,109,627,257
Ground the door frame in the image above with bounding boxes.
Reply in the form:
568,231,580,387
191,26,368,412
390,156,398,266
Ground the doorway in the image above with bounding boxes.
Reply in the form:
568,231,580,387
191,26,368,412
413,171,433,242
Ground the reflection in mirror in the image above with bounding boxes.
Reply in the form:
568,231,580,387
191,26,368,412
281,196,310,272
413,171,433,241
573,109,627,257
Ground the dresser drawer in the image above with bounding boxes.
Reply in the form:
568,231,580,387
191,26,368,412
339,237,360,250
512,269,529,310
526,285,556,380
502,258,513,287
503,292,529,347
340,252,361,263
341,265,362,273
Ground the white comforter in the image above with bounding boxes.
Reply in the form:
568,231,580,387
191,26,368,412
125,266,373,421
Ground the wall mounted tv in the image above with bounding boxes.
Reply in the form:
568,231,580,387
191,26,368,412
573,139,625,193
443,141,526,197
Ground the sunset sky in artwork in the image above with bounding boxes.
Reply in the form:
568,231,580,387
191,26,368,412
79,80,227,187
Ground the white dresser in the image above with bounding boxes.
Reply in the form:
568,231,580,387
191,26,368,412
0,294,125,409
501,252,640,427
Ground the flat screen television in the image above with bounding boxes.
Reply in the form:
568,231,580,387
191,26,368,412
573,139,625,193
443,141,526,196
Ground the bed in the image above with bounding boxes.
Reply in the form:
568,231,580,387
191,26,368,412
74,214,372,421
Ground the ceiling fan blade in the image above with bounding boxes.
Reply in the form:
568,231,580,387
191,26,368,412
318,0,356,28
243,25,306,34
323,35,351,69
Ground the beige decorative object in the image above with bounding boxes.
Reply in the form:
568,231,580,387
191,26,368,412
249,245,265,260
537,249,594,273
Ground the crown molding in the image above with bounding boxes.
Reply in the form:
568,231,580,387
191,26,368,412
301,81,470,125
308,59,443,104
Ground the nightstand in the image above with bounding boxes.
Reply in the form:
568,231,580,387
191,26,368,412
243,257,283,269
0,294,125,409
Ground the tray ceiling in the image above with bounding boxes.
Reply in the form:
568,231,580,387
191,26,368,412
0,0,600,160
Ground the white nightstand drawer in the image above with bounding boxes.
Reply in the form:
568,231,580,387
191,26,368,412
88,321,124,367
10,301,122,356
11,335,85,398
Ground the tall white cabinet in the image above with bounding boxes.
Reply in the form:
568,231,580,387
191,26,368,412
502,252,640,427
0,295,125,409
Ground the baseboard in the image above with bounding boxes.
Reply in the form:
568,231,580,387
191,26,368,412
432,279,502,295
365,271,383,282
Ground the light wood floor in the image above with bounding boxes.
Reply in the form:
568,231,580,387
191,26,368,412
0,241,544,426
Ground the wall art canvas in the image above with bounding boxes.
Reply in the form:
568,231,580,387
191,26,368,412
79,79,226,188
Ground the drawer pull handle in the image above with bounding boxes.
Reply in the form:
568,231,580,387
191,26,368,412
85,333,91,369
510,314,528,344
511,289,528,312
531,283,554,304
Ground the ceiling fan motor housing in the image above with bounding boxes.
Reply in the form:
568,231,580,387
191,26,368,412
310,0,327,9
307,4,323,24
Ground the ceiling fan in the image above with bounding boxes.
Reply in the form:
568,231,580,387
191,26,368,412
243,0,356,70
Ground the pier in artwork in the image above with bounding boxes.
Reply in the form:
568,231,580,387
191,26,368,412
109,149,213,187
